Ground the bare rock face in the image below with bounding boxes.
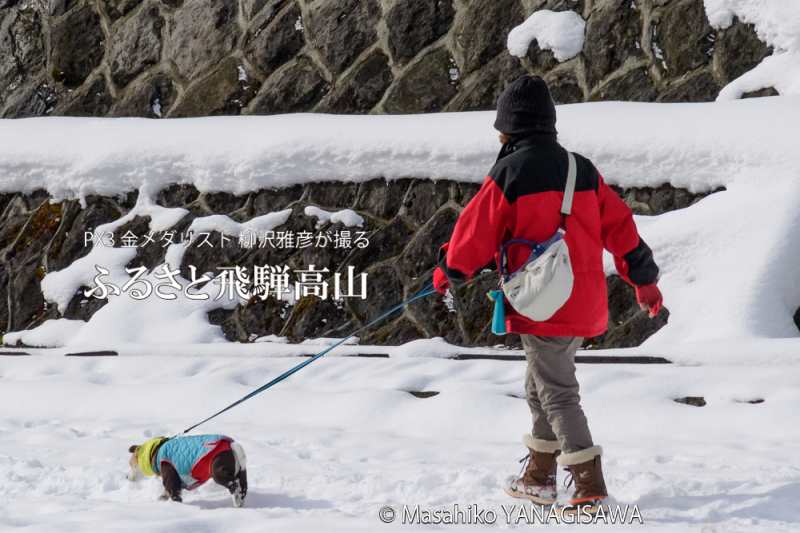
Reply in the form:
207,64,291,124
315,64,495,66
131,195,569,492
102,0,144,21
46,197,123,272
545,66,585,104
305,0,381,75
400,180,454,227
249,56,328,114
452,0,523,75
318,50,393,113
240,0,283,21
653,0,714,77
383,47,458,113
50,4,105,88
110,70,176,117
346,264,404,326
0,5,45,109
171,57,259,116
526,40,559,73
397,207,459,281
447,54,525,112
108,4,164,88
164,0,239,80
714,20,772,84
742,87,779,98
1,79,58,118
282,295,353,342
658,70,719,103
57,74,114,116
613,183,721,216
353,179,411,221
591,67,657,102
48,0,80,16
243,1,305,76
583,0,643,87
589,275,669,349
386,0,454,65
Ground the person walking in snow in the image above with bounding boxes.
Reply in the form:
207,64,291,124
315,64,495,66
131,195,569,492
433,75,663,511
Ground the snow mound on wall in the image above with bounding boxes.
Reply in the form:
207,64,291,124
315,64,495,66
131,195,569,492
1,98,799,199
704,0,800,50
705,0,800,98
507,10,586,61
304,206,364,229
717,53,800,99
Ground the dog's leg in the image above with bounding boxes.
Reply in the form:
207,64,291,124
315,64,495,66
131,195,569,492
236,468,248,501
231,441,248,504
212,450,245,507
160,463,183,503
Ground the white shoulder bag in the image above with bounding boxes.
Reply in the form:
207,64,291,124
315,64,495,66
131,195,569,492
499,151,577,322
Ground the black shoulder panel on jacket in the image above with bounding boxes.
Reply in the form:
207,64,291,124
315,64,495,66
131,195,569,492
488,142,599,203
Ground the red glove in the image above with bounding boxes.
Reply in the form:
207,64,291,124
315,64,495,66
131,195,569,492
636,283,663,318
433,267,450,294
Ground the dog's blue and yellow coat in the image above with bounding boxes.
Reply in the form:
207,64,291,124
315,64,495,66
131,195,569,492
137,434,232,489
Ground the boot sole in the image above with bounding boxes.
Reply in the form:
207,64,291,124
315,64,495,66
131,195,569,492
558,498,606,517
503,486,556,505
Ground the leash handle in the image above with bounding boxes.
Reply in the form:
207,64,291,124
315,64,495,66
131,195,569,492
180,281,436,435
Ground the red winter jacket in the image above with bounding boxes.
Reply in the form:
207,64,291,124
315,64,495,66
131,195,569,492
441,136,659,338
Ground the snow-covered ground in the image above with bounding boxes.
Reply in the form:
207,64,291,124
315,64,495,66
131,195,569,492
1,353,798,532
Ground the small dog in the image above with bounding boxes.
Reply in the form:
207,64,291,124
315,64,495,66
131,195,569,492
128,434,248,507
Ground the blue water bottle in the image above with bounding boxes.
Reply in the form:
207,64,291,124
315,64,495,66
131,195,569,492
487,290,507,335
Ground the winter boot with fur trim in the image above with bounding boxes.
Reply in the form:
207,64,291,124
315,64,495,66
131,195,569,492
504,435,560,504
558,446,607,513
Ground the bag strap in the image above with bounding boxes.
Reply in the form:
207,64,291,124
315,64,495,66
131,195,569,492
560,151,577,226
499,239,546,278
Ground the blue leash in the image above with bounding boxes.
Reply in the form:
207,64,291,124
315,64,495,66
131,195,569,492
181,281,436,434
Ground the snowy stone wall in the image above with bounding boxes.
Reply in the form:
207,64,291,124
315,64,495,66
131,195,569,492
0,180,716,349
0,0,776,118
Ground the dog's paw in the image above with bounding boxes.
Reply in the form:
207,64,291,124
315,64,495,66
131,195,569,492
158,492,169,501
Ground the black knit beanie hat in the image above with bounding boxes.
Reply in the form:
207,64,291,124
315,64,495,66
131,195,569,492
494,75,557,136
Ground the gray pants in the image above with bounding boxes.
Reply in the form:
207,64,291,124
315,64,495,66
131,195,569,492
521,335,593,454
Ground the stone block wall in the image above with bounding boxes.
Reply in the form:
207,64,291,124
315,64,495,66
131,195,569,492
0,180,719,348
0,0,775,118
